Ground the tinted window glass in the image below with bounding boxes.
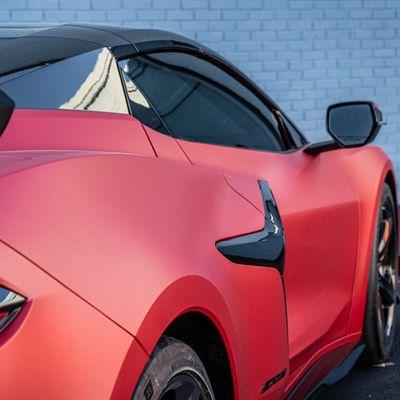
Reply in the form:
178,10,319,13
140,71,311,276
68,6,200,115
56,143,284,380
0,48,128,114
119,62,168,133
120,52,284,152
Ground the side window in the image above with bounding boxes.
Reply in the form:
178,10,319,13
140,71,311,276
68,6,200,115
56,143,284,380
0,48,128,114
119,52,285,152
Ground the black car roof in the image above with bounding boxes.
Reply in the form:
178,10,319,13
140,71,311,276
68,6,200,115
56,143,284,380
0,23,202,76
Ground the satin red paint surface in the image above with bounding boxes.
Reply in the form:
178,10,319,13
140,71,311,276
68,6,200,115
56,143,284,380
0,109,395,399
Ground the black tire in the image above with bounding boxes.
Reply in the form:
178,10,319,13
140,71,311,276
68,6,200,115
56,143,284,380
363,183,398,364
132,336,215,400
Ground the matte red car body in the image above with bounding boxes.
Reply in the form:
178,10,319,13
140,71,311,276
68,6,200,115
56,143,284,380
0,107,396,399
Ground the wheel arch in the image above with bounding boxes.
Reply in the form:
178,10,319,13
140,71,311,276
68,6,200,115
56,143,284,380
133,275,241,399
131,265,288,400
384,169,397,205
163,311,235,399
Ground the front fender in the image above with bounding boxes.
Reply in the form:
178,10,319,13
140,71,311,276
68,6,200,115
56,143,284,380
334,145,396,334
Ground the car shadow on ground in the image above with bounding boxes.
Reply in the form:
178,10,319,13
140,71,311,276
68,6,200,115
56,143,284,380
316,309,399,400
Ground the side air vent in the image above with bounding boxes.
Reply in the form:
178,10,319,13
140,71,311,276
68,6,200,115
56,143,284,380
216,180,285,274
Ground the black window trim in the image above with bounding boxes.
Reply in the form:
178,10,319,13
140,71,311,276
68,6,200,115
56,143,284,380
117,44,309,154
275,109,308,148
117,59,170,134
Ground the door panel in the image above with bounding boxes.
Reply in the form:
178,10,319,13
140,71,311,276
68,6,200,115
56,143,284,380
175,139,359,379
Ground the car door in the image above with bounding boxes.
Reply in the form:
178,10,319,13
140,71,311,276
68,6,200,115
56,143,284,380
118,51,360,379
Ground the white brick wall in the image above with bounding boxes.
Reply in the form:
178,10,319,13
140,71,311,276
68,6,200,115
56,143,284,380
3,0,400,180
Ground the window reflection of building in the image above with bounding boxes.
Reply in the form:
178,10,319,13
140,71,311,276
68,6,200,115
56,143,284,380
124,73,151,109
61,48,128,114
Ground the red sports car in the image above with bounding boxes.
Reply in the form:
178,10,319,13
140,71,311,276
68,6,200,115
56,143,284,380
0,24,397,400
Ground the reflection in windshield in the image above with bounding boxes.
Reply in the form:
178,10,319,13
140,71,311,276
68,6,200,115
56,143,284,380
123,73,151,109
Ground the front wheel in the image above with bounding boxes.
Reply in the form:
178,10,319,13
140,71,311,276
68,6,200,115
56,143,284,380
363,183,398,364
132,336,215,400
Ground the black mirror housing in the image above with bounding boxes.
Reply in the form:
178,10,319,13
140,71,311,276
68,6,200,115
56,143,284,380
326,100,383,148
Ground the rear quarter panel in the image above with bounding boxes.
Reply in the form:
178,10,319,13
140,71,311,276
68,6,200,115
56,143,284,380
0,150,288,399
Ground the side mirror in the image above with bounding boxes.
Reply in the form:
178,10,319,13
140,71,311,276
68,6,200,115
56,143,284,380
327,101,383,147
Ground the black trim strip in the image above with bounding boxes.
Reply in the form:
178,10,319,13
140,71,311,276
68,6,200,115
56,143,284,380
134,40,200,54
287,344,365,400
304,140,341,155
216,180,285,274
110,43,137,60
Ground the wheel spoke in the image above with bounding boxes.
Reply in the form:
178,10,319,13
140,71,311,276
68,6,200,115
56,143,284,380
378,216,393,260
379,273,396,306
376,293,385,329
